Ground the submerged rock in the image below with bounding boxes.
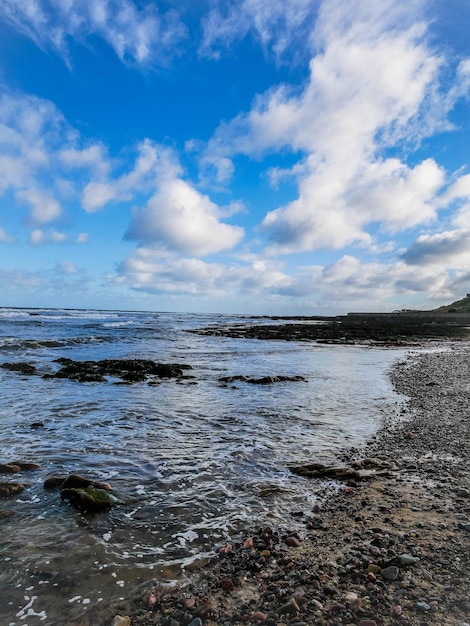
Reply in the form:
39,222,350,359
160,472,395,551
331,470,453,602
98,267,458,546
61,486,121,512
44,473,121,512
219,374,306,385
0,482,26,498
0,463,20,474
1,362,37,375
47,358,192,383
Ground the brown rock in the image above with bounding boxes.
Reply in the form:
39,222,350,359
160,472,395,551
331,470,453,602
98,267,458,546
0,482,26,498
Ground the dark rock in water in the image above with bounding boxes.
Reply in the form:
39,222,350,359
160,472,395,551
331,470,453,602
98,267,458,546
0,463,20,474
45,473,113,492
11,461,40,471
62,474,105,490
44,476,67,490
289,463,360,480
0,481,26,498
289,461,393,481
219,374,306,385
1,362,37,375
61,486,121,512
43,474,111,491
47,358,192,383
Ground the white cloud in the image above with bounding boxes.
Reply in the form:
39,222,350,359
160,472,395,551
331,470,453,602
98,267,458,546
30,229,67,245
401,230,470,268
201,0,469,255
440,172,470,205
58,261,79,274
319,254,450,301
0,227,14,243
117,247,295,298
82,182,118,213
118,249,225,295
126,177,244,256
0,90,110,229
76,232,89,244
0,0,187,67
81,139,174,212
16,187,62,224
30,229,46,245
200,0,317,61
59,145,110,176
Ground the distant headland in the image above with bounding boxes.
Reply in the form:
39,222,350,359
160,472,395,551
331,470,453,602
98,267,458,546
191,295,470,345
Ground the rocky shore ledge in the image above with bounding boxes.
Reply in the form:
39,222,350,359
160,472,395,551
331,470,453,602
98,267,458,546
116,345,469,626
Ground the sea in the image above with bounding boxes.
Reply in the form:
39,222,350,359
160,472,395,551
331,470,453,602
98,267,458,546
0,307,407,625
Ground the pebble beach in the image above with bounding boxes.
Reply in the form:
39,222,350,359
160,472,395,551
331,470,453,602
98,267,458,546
122,344,470,626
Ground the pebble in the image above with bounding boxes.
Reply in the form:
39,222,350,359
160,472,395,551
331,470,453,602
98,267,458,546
285,536,300,547
398,553,419,566
252,611,267,621
358,620,378,626
187,619,202,626
380,565,399,581
111,617,130,626
278,598,300,615
415,601,431,611
345,591,358,602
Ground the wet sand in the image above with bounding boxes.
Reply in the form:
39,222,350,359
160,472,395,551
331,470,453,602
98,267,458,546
120,344,470,626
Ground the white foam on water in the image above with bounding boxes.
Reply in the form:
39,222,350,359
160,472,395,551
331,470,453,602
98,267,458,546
16,595,47,621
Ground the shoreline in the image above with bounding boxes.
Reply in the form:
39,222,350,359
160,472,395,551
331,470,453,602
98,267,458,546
120,344,470,626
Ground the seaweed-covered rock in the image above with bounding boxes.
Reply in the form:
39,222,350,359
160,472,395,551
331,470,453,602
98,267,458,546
44,473,122,512
61,486,122,512
48,358,192,383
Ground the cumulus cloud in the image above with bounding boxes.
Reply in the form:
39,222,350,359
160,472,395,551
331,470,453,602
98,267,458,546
0,0,187,67
16,188,62,225
126,176,244,256
118,249,225,295
82,139,176,212
201,0,470,255
117,247,294,298
30,229,67,245
0,90,110,231
320,255,445,296
401,230,470,268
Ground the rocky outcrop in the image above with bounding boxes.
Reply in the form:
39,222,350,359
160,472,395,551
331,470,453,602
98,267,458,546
219,375,306,385
1,362,37,375
1,357,193,383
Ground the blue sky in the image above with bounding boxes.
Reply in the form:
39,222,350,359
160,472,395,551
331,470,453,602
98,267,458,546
1,0,470,314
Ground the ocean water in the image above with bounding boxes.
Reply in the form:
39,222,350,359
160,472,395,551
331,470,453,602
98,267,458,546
0,308,406,625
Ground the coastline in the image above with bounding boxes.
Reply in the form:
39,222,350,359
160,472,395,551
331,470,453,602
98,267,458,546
122,343,470,626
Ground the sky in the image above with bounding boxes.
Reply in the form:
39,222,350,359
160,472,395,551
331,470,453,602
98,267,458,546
1,0,470,315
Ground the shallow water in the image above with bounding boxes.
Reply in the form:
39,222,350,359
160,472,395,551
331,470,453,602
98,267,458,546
0,308,405,625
